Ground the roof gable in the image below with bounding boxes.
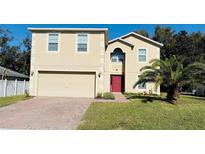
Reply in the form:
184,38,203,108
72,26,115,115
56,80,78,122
110,32,163,47
108,38,134,48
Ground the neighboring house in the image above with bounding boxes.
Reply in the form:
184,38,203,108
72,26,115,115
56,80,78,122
0,65,29,80
194,83,205,96
0,66,29,97
29,28,163,98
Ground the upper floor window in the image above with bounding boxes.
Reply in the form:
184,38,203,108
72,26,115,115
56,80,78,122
77,33,88,52
138,49,147,62
111,48,124,62
48,33,59,52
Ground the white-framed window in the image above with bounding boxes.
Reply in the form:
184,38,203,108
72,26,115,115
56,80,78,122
137,75,146,89
111,55,118,62
77,33,88,52
138,49,147,62
138,83,146,89
48,33,59,52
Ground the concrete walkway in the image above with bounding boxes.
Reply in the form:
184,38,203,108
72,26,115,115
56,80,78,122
113,93,128,102
0,97,93,130
94,93,128,103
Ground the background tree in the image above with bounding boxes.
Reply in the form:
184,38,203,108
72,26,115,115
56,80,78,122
17,35,31,75
135,30,149,37
172,31,193,66
1,46,21,71
0,28,31,75
153,25,176,60
190,32,205,63
0,28,21,72
0,28,14,68
0,28,12,52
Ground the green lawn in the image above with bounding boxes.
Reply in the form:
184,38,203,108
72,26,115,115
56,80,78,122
78,94,205,130
0,95,31,108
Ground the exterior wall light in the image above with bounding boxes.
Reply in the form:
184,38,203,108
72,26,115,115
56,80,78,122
98,72,101,78
31,71,34,77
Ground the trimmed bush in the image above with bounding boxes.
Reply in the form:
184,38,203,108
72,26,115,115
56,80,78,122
25,90,30,97
103,92,115,100
96,92,103,99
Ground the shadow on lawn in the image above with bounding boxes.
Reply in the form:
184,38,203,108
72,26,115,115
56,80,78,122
125,93,205,104
135,95,167,103
124,93,167,103
181,94,205,101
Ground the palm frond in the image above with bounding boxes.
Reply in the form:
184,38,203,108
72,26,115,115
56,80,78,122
136,55,205,93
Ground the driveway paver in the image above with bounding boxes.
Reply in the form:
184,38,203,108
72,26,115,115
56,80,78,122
0,97,93,130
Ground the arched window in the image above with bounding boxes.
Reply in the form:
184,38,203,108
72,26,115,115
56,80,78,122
111,48,124,62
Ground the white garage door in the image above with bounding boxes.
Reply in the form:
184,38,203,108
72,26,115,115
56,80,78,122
37,71,95,98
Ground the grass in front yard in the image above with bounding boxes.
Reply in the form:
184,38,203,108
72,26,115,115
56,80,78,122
0,95,31,108
78,94,205,130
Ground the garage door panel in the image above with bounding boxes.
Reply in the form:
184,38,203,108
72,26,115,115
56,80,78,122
37,72,95,98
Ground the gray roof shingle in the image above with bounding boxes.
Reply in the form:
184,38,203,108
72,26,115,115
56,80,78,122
0,66,29,79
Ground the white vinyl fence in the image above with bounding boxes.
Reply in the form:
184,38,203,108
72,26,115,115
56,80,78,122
0,79,29,97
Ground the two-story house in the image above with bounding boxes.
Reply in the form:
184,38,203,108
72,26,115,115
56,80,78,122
29,28,163,98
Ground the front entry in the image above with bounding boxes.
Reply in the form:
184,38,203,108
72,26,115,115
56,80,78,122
111,75,124,92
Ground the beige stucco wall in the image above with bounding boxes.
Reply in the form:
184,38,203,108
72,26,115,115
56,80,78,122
110,62,124,74
29,31,106,97
30,30,161,97
104,42,132,92
105,35,160,94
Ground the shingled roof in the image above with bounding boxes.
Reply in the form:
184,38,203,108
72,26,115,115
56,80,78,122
0,66,29,79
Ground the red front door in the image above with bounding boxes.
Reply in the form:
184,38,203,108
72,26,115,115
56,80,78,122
111,75,122,92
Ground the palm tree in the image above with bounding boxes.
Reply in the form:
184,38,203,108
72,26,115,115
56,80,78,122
136,55,205,104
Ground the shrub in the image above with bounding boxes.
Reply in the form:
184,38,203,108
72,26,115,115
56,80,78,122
25,90,30,97
103,92,115,100
96,92,103,99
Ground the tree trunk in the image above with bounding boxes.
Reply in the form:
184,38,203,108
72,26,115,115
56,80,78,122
166,84,180,104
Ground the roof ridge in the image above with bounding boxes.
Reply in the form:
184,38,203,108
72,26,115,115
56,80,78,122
28,28,108,31
123,32,163,47
109,31,163,47
108,38,134,47
0,65,29,78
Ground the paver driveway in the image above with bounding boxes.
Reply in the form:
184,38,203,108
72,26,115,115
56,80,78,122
0,97,93,129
